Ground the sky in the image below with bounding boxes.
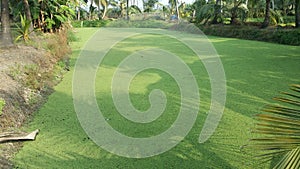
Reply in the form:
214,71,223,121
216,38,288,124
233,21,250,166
159,0,196,5
86,0,196,9
83,0,196,12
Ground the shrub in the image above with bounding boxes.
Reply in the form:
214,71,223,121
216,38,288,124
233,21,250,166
0,98,5,116
283,16,295,24
105,19,172,29
15,14,34,43
9,26,72,92
72,20,110,28
199,25,300,46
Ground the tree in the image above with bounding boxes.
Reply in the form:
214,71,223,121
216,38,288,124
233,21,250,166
211,0,222,24
296,0,300,27
34,0,75,32
22,0,34,33
100,0,109,19
1,0,13,47
143,0,158,12
169,0,180,20
261,0,271,28
92,0,109,19
230,0,246,25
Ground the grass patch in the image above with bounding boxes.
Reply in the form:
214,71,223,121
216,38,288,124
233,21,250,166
0,98,5,116
12,28,300,168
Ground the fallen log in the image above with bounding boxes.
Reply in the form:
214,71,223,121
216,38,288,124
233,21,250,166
0,129,39,143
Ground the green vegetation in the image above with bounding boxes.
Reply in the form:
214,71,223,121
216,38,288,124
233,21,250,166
15,14,34,43
199,25,300,46
9,27,72,96
12,28,300,168
1,0,299,167
1,0,300,48
0,98,5,116
72,20,110,28
246,84,300,168
105,19,173,28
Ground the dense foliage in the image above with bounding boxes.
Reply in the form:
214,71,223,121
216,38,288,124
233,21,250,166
200,24,300,46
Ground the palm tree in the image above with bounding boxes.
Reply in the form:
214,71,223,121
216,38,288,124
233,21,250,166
100,0,109,19
1,0,13,47
245,84,300,168
296,0,300,28
169,0,180,20
230,0,244,24
211,0,222,24
90,0,109,19
22,0,34,33
261,0,271,28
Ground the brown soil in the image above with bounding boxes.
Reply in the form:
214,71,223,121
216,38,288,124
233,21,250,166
0,45,54,168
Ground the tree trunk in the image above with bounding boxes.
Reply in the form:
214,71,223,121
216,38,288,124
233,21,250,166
126,0,129,20
230,1,242,25
211,0,221,24
23,0,34,32
175,0,180,21
261,0,271,28
100,0,108,19
77,7,81,20
230,8,238,24
296,0,300,28
1,0,13,47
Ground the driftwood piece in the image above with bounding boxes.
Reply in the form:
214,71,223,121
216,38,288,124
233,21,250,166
0,129,39,143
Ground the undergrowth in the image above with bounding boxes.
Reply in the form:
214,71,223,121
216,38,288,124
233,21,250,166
9,25,74,101
198,24,300,46
0,98,5,116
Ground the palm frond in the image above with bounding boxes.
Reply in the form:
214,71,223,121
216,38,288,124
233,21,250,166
246,84,300,168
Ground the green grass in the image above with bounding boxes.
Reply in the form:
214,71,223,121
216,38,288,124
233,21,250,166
12,28,300,168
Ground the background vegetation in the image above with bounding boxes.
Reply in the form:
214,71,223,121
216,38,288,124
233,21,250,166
1,0,300,47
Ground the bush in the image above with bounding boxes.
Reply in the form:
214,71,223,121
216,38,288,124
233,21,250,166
199,25,300,46
283,16,295,24
105,19,173,29
0,98,5,116
72,20,110,28
9,26,72,92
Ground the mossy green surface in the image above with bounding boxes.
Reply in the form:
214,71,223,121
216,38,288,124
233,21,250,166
13,28,300,168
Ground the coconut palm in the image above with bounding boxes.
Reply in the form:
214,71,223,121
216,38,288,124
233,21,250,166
245,84,300,168
22,0,34,33
262,0,271,27
0,0,13,47
169,0,180,20
296,0,300,27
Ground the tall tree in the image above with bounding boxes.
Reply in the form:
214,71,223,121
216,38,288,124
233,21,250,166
261,0,271,28
230,0,243,25
169,0,180,20
127,0,129,20
211,0,221,24
143,0,158,12
90,0,109,19
100,0,109,19
1,0,13,47
22,0,34,33
296,0,300,27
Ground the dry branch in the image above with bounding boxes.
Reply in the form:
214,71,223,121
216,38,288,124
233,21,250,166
0,129,39,143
